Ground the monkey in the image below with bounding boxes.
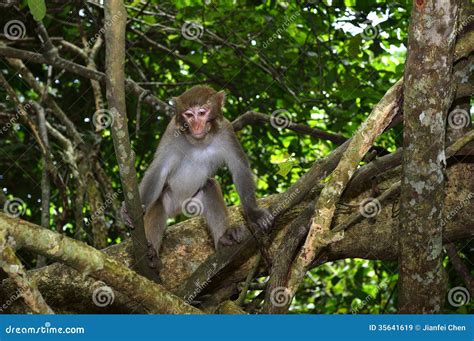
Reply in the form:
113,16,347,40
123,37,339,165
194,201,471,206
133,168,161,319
122,85,273,269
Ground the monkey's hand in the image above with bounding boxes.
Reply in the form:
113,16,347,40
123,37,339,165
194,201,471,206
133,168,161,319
146,241,162,271
246,207,274,233
218,225,248,247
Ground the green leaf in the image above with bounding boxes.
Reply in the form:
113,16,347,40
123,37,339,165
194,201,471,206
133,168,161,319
27,0,46,21
276,160,297,177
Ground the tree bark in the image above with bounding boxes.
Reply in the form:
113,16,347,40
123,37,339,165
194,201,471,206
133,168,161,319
103,0,160,283
0,214,200,314
398,0,459,313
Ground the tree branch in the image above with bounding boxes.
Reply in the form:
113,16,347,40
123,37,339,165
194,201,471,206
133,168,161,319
232,111,347,145
0,213,200,314
103,0,160,283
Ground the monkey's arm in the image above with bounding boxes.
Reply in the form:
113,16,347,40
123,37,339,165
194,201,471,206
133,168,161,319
222,122,272,230
121,151,171,228
139,156,169,210
138,121,180,210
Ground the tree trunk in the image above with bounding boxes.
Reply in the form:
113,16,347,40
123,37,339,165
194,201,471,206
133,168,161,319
398,0,459,313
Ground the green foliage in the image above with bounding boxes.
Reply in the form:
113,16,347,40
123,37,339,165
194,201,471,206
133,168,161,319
0,0,468,314
27,0,46,21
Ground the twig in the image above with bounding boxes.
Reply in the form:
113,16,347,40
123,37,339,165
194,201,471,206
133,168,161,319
232,111,347,145
0,45,172,115
445,243,474,295
236,253,262,306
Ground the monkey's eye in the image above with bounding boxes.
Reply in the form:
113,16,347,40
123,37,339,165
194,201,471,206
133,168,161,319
183,112,193,119
198,109,207,116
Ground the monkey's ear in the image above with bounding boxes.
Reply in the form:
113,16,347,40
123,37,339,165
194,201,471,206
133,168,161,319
215,91,226,108
171,97,180,113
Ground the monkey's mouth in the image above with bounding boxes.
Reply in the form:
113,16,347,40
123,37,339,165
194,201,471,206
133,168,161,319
189,123,209,139
191,131,206,139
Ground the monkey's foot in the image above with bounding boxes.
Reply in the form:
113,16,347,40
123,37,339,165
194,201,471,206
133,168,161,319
146,241,161,270
218,226,247,247
251,207,274,232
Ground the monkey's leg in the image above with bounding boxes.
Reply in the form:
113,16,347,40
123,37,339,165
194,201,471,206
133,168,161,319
197,178,238,249
143,200,167,269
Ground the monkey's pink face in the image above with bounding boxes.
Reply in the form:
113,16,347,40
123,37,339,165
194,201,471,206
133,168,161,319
182,105,211,139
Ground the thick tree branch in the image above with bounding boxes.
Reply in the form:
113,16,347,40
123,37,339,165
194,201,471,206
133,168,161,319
0,214,200,314
0,229,54,314
398,0,458,313
103,0,160,283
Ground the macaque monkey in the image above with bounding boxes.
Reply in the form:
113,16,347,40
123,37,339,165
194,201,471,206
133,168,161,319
122,85,272,269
